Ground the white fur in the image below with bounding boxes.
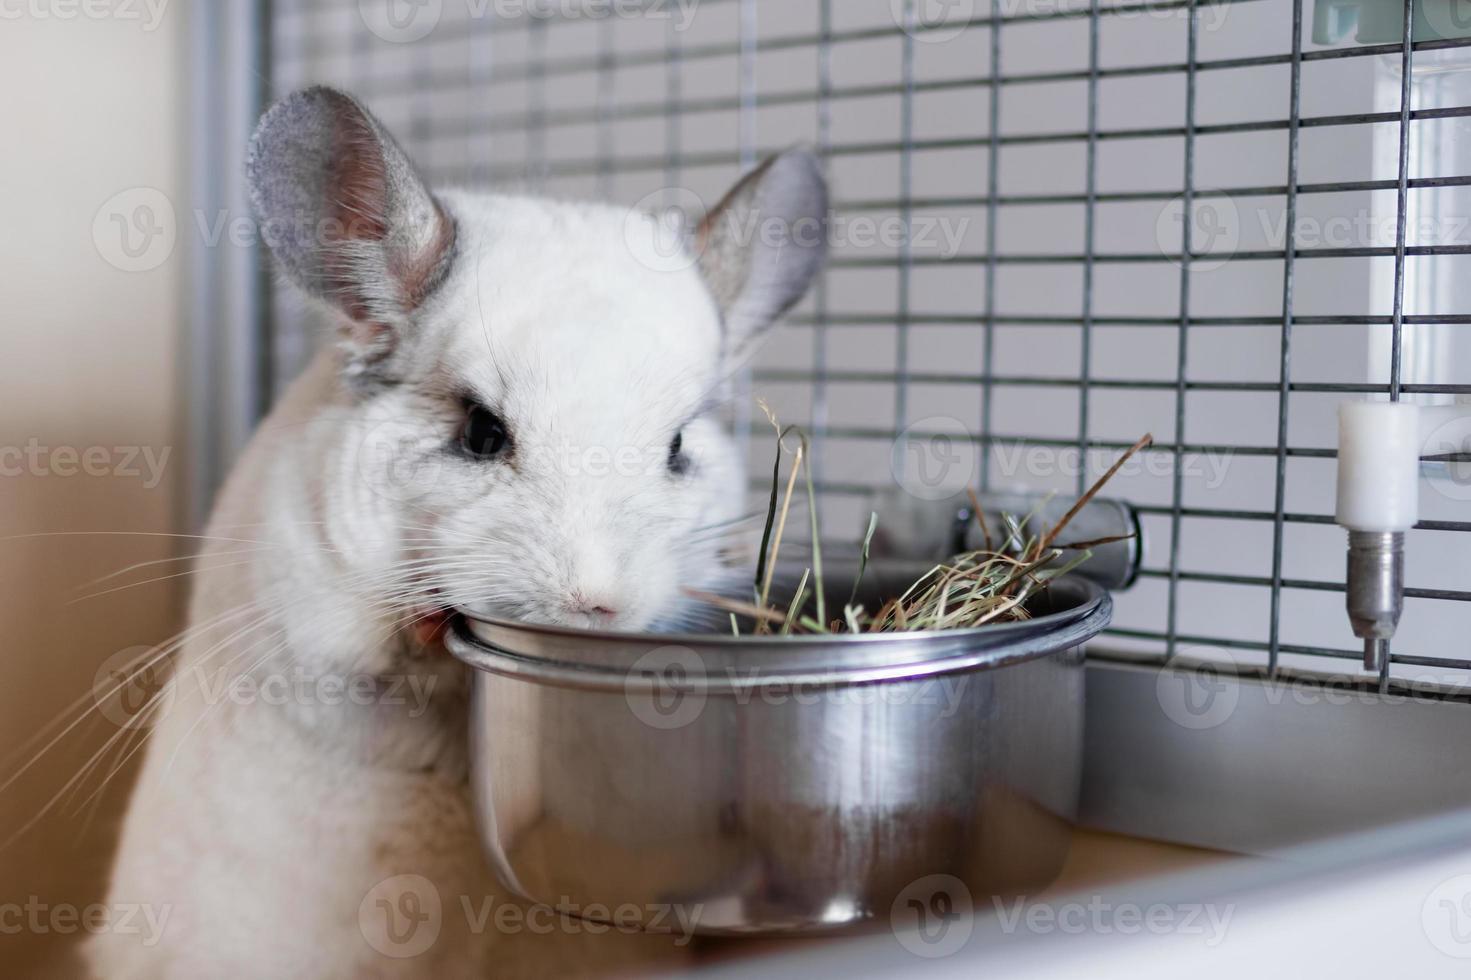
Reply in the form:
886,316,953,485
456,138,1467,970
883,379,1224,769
88,195,761,978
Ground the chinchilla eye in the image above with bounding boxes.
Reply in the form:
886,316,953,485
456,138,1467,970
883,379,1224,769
668,430,689,476
461,404,510,459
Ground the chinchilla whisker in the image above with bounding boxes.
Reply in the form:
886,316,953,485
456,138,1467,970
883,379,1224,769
161,631,299,781
82,629,258,812
64,677,189,818
70,696,173,838
329,564,463,590
0,599,271,790
427,589,530,609
72,704,160,834
692,512,762,532
0,529,285,547
67,559,264,606
335,574,501,606
208,519,322,532
77,547,283,590
0,725,163,854
336,559,525,592
689,523,761,545
4,605,293,848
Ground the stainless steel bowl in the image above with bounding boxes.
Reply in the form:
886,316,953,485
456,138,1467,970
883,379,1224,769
446,574,1110,935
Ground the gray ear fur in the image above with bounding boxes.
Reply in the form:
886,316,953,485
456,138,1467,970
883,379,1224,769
246,86,456,378
696,149,829,360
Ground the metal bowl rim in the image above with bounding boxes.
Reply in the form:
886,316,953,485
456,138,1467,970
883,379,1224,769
448,577,1110,690
456,575,1104,648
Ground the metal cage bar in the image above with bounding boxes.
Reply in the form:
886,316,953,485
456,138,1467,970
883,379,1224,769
810,0,834,517
1077,0,1101,499
1258,0,1298,672
979,0,1003,493
1164,0,1201,662
894,1,916,468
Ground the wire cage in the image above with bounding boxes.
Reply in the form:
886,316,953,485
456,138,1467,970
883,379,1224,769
265,0,1471,687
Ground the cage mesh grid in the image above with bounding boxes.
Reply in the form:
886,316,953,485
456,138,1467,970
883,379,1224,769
269,0,1471,684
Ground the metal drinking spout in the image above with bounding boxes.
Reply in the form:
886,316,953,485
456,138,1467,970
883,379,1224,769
1345,530,1404,672
1336,402,1421,675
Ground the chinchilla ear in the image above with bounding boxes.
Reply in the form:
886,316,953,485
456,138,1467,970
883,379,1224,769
247,86,456,380
695,149,828,362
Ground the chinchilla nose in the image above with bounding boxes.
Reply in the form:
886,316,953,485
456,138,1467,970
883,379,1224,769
563,542,623,623
567,595,620,623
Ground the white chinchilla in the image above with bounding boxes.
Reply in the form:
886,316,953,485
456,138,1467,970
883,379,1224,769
88,86,826,978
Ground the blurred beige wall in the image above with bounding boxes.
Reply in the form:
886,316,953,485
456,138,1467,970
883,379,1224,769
0,4,187,974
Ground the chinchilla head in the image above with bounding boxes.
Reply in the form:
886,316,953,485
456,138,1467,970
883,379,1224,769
247,86,827,634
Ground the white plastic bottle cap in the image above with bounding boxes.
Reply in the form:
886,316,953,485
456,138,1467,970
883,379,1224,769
1336,401,1421,532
